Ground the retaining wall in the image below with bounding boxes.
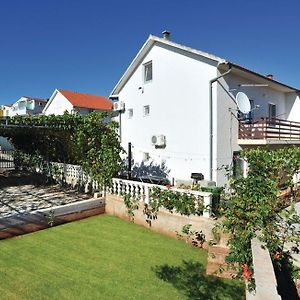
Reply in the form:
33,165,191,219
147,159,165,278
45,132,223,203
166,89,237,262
105,193,216,248
0,198,105,239
246,238,281,300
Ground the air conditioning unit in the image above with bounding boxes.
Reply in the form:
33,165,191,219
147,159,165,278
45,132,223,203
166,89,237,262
113,101,125,111
151,135,166,147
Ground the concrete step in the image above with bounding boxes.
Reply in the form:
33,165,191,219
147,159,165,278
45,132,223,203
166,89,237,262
208,245,229,264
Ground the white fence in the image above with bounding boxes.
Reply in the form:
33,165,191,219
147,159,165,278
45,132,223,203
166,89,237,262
111,178,212,218
47,163,213,218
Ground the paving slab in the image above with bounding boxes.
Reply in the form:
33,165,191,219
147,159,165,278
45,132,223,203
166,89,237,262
0,170,91,218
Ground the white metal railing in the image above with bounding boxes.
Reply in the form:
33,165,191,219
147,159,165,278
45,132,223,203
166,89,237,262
111,178,212,218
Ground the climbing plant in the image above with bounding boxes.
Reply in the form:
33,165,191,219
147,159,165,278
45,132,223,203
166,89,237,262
220,147,300,290
176,224,206,248
123,186,205,224
0,112,124,187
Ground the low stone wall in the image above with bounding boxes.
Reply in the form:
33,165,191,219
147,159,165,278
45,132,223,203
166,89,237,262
246,238,281,300
0,198,105,239
105,193,216,248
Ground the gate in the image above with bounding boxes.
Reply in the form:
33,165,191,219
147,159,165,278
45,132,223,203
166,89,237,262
0,150,14,169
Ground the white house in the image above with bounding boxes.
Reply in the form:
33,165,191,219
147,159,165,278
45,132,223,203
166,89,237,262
43,89,112,115
110,31,300,187
9,96,47,116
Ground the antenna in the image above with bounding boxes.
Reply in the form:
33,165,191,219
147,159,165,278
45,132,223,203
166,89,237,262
235,92,251,114
238,84,269,87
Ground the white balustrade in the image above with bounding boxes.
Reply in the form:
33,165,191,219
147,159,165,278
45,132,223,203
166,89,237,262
45,163,213,218
110,178,212,218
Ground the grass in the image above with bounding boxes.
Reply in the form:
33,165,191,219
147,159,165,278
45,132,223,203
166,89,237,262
0,215,244,299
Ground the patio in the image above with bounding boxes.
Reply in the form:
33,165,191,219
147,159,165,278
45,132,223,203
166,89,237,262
0,170,90,218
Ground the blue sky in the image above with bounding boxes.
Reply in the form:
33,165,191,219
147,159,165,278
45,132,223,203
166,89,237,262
0,0,299,105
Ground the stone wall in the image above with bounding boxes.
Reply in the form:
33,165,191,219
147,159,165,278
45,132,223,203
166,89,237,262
105,193,216,248
246,238,281,300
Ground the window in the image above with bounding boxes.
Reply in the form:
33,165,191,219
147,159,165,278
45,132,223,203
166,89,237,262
144,61,152,82
128,108,133,119
143,105,150,116
268,103,276,126
268,103,276,119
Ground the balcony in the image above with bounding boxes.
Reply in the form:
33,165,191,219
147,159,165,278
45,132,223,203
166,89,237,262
238,117,300,147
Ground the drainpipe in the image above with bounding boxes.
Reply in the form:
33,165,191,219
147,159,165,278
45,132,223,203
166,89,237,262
209,63,232,181
118,111,122,143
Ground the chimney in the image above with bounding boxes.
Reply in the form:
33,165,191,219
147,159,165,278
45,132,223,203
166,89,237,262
162,30,170,40
266,74,273,80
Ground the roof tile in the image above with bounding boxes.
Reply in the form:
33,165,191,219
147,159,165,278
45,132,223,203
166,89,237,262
59,90,112,110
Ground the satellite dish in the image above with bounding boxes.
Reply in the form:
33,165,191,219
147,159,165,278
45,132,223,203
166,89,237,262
235,92,251,114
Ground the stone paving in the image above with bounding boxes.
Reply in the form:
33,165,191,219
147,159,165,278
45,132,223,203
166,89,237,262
0,170,91,218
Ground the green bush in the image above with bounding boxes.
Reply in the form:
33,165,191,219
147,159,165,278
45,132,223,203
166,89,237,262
1,112,124,187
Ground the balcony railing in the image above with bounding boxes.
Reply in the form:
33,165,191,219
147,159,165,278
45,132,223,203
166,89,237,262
239,117,300,141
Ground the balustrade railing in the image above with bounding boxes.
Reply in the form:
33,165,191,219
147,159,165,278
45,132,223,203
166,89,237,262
0,150,14,169
35,163,213,218
111,178,212,218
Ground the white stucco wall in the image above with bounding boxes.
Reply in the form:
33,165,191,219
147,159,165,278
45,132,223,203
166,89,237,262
10,97,27,116
224,74,287,119
215,76,240,186
115,42,218,183
215,73,299,186
43,91,73,115
286,93,300,122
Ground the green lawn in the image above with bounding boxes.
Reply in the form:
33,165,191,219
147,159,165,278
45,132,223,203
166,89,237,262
0,215,244,300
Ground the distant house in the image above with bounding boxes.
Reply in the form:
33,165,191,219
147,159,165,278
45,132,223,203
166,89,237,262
0,105,11,117
43,89,112,115
10,97,47,116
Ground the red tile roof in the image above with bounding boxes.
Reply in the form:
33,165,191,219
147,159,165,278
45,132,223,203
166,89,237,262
59,90,112,110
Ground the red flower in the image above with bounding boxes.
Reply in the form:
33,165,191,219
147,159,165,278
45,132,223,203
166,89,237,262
274,251,281,260
166,184,172,189
242,264,252,280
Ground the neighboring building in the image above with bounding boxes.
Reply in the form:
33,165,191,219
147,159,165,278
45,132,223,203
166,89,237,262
0,105,11,117
43,89,112,115
10,97,47,116
110,31,300,187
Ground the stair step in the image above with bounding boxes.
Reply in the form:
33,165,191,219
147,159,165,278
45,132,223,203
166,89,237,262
208,245,229,264
206,244,237,279
206,261,236,279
